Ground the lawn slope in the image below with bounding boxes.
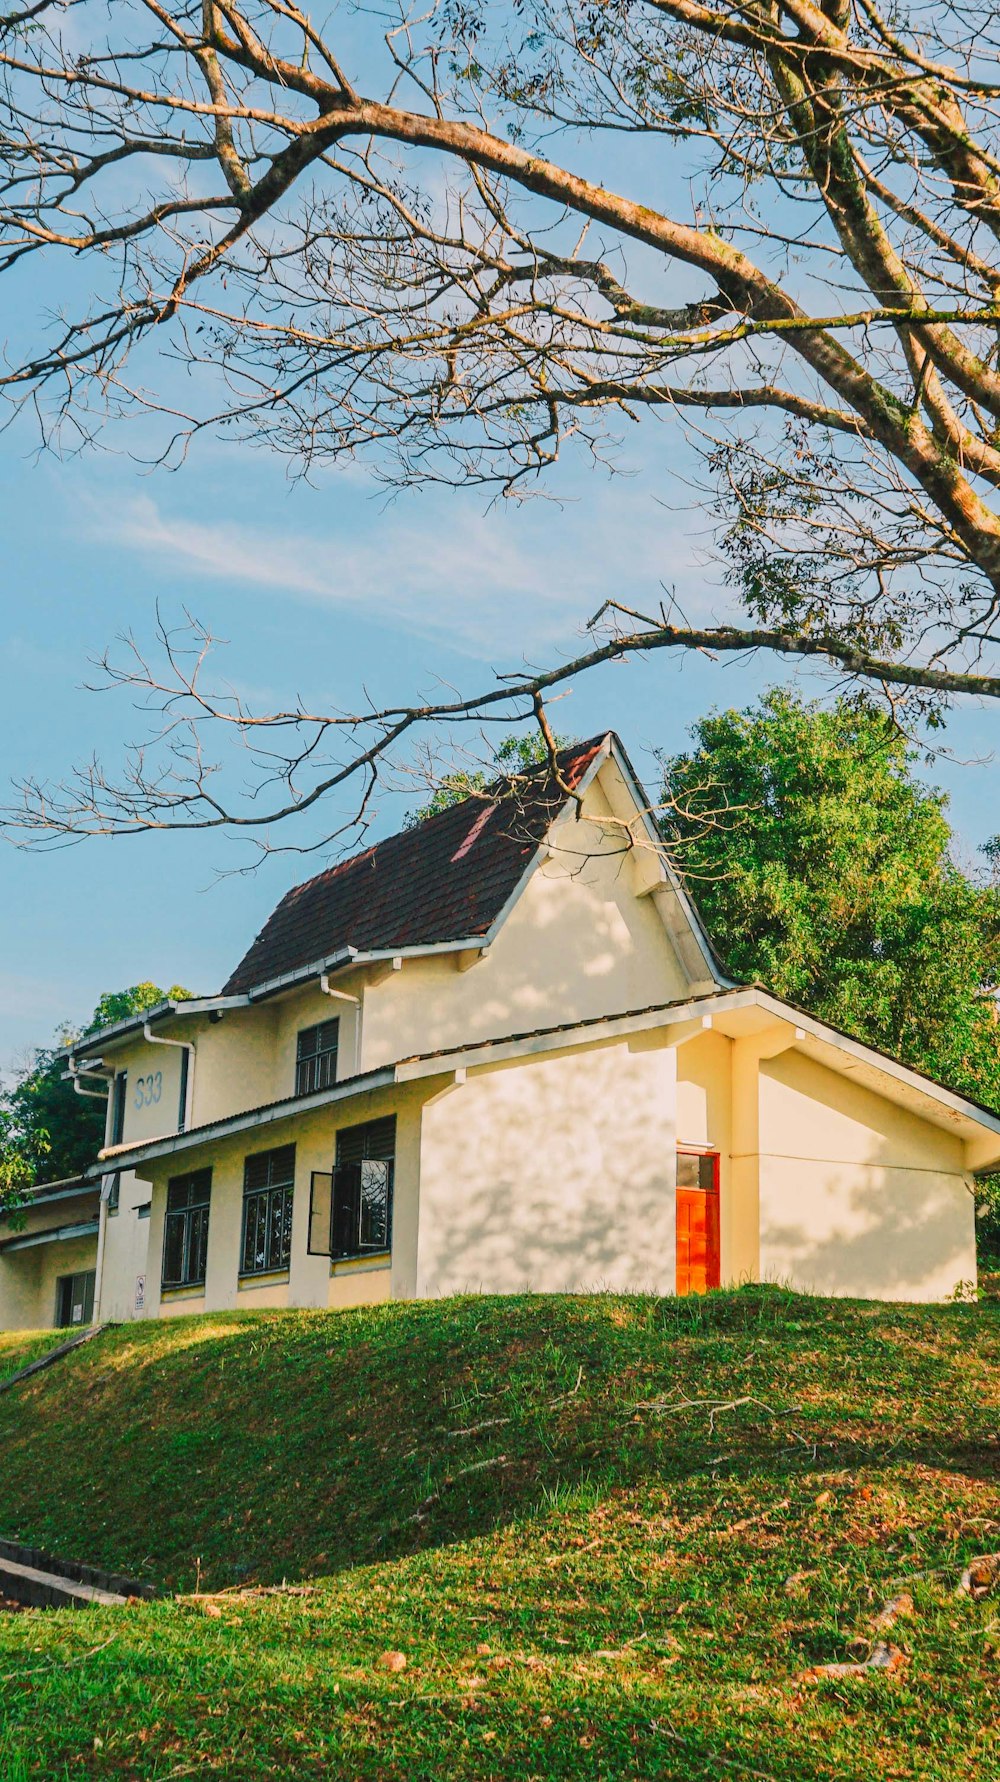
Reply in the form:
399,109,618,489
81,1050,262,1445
0,1288,997,1780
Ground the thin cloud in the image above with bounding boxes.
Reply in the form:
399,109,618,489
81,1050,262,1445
87,486,728,660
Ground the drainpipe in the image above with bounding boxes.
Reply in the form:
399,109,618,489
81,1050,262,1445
319,974,363,1074
67,1056,110,1100
143,1023,196,1130
91,1176,115,1327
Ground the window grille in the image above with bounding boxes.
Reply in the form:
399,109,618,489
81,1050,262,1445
295,1020,339,1096
162,1168,212,1289
241,1144,296,1275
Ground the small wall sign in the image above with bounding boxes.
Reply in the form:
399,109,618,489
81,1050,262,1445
134,1274,146,1313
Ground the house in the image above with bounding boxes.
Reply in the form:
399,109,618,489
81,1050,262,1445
3,731,1000,1332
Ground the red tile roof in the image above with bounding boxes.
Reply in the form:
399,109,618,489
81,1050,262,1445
222,736,609,995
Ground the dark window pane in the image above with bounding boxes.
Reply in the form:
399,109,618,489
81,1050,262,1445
240,1147,295,1274
163,1211,186,1285
677,1152,717,1192
163,1169,212,1287
359,1160,391,1249
295,1020,339,1096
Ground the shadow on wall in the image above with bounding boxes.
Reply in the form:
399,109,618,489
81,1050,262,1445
757,1053,975,1301
418,1041,677,1298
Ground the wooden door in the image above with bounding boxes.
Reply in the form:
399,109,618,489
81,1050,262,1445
676,1152,720,1295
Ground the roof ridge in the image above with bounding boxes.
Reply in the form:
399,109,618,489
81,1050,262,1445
219,732,615,995
258,732,612,908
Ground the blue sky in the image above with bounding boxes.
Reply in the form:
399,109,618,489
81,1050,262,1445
2,408,997,1069
0,8,997,1067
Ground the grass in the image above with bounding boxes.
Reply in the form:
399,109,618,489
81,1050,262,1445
0,1327,77,1388
0,1287,997,1778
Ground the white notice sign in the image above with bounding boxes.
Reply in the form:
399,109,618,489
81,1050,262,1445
134,1274,146,1313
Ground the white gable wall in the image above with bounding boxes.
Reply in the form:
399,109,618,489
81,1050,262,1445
359,768,702,1070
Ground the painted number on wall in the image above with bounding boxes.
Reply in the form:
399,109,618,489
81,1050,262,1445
134,1071,163,1109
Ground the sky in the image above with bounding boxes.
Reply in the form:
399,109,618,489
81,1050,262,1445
0,9,998,1069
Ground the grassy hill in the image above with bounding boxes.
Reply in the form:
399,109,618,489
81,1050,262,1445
0,1288,997,1779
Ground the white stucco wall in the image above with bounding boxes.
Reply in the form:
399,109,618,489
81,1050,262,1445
756,1050,977,1300
415,1037,678,1297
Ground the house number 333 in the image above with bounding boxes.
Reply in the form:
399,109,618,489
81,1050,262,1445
134,1071,163,1109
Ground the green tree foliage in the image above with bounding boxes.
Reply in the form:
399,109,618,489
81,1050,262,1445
663,693,1000,1265
663,691,1000,1105
407,732,577,825
0,983,195,1209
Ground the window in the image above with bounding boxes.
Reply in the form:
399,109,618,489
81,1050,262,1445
106,1069,127,1213
331,1117,395,1259
295,1020,339,1097
676,1152,718,1192
162,1168,212,1290
55,1270,95,1328
241,1145,296,1276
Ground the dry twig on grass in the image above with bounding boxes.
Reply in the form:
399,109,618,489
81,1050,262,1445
956,1553,1000,1600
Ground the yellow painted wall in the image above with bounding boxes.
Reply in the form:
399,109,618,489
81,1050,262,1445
416,1037,678,1297
141,1080,429,1319
755,1050,976,1300
0,1188,99,1330
360,796,692,1068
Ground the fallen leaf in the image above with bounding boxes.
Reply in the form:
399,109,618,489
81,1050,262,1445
957,1554,1000,1600
377,1650,408,1673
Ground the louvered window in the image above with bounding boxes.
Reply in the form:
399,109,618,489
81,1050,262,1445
329,1117,395,1259
295,1019,340,1096
241,1145,296,1276
162,1169,212,1289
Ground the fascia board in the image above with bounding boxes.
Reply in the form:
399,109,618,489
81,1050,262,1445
95,1066,399,1173
61,995,252,1064
605,736,733,987
750,989,1000,1145
394,989,754,1080
479,736,615,948
0,1219,100,1254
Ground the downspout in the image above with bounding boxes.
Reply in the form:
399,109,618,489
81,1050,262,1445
91,1176,115,1327
67,1056,110,1100
143,1022,196,1130
90,1061,116,1328
319,975,363,1074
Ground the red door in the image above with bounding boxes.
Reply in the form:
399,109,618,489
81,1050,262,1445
676,1151,720,1295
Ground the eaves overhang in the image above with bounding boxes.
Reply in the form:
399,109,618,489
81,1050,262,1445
56,996,252,1066
90,985,1000,1179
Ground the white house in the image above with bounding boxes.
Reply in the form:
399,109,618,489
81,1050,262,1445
3,732,998,1331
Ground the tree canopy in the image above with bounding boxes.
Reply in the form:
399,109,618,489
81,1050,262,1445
4,4,1000,854
0,982,195,1210
663,692,1000,1111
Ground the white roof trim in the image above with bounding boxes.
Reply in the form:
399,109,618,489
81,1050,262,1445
61,995,252,1064
1,1219,100,1254
604,735,731,987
